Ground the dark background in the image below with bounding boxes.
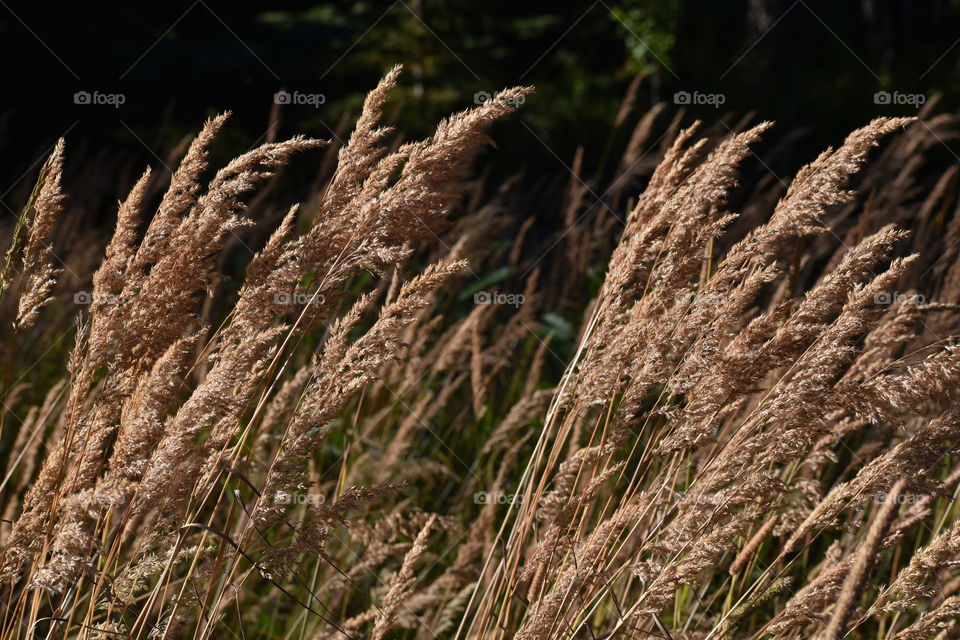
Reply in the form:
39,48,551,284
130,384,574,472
0,0,958,219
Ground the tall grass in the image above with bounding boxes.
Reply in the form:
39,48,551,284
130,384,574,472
1,68,960,639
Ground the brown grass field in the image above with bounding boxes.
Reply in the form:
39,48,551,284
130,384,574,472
1,68,960,639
